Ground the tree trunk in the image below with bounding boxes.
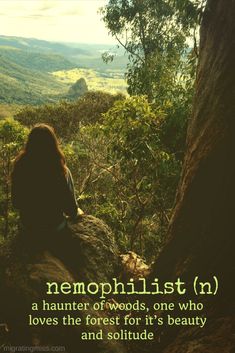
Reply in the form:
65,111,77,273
151,0,235,351
153,0,235,284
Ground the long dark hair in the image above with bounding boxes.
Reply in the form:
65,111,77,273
14,124,66,175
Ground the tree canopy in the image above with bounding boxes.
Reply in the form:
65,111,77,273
101,0,205,102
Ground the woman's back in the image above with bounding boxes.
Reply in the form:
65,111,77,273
11,124,78,233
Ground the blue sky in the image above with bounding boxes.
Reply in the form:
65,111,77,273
0,0,115,44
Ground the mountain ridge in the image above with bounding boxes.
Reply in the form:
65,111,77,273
0,35,127,105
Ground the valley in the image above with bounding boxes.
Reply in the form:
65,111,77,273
52,68,127,94
0,35,127,109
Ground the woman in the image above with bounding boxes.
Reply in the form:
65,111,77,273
11,124,78,239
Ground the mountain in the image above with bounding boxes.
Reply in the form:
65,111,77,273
0,35,89,56
0,55,67,104
0,35,127,105
0,35,128,71
0,46,77,72
0,36,81,104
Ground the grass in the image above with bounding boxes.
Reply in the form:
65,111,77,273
52,68,127,95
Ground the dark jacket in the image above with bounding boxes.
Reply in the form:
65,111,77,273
11,156,78,232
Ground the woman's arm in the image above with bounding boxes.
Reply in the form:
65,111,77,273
11,163,23,210
63,167,78,220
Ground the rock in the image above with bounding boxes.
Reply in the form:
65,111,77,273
120,251,151,280
68,77,88,98
67,215,120,282
0,215,126,353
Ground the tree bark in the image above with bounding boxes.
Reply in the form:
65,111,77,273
152,0,235,277
152,0,235,296
149,1,235,351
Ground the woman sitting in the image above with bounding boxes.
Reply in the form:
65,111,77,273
11,123,79,245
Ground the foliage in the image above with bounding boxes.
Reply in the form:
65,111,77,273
0,4,204,260
75,91,125,125
14,91,125,140
0,104,22,120
0,118,28,237
101,0,205,163
14,101,80,140
0,55,68,104
0,46,77,73
0,95,181,260
68,96,181,258
101,0,203,102
7,94,180,258
101,96,181,253
0,35,128,71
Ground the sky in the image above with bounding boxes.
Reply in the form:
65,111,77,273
0,0,115,44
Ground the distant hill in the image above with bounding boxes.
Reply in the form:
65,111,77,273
0,36,82,104
0,35,128,71
0,55,67,104
0,46,77,72
0,35,127,105
0,35,89,56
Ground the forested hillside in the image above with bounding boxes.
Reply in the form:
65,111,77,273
0,54,68,104
0,35,128,69
0,46,76,72
0,35,127,104
0,35,89,55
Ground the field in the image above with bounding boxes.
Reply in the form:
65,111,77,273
52,68,127,94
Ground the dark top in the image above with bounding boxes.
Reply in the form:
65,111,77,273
11,157,78,232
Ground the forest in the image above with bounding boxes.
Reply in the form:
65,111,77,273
0,0,234,352
0,0,201,259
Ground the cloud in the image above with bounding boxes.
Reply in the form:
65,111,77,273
38,2,58,12
21,14,51,20
0,0,114,44
24,1,83,19
60,9,82,16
